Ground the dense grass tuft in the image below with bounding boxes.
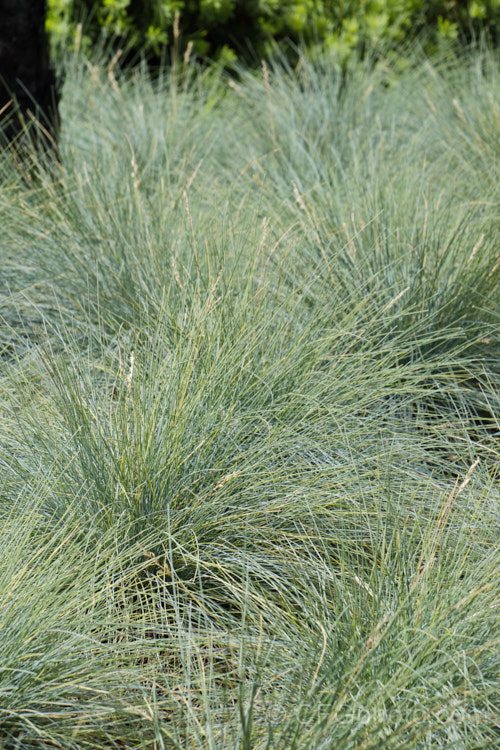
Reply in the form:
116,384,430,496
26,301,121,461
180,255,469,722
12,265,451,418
0,43,499,748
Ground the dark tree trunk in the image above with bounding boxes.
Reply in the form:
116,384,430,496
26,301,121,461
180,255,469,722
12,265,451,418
0,0,60,151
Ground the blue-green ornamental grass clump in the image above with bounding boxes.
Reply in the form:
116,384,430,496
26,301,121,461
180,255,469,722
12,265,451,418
0,40,499,748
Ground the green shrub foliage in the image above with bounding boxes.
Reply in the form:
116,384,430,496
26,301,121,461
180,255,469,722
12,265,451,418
48,0,499,65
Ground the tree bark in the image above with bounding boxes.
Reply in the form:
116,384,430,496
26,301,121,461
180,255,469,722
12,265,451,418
0,0,60,151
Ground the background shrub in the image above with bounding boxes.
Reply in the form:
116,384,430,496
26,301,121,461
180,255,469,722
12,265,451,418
47,0,500,66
